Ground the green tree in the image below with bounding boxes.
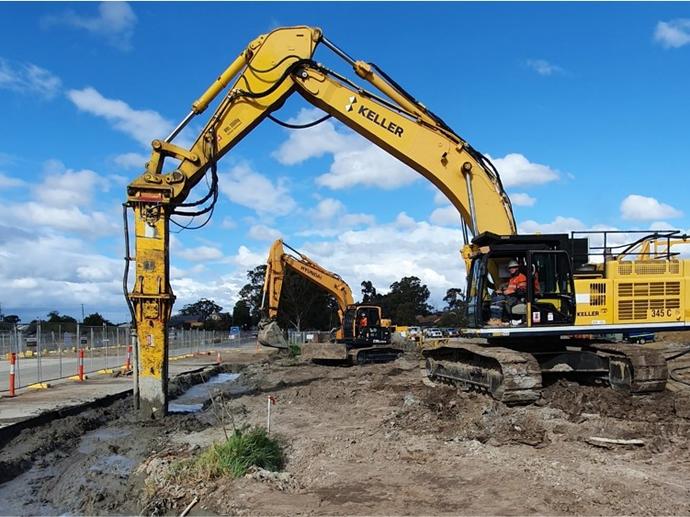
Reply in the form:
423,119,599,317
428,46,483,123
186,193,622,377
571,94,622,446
0,314,20,331
203,312,233,331
238,265,267,324
361,280,378,304
83,313,113,327
179,298,223,322
386,276,432,324
277,269,338,331
439,288,467,327
47,311,77,324
232,300,252,329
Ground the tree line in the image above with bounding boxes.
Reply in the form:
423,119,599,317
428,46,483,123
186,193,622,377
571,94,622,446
0,311,115,333
169,265,467,332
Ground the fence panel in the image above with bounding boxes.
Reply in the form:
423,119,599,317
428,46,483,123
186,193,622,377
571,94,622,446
1,325,258,394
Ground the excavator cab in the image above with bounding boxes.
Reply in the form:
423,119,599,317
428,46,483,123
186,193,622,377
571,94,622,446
466,234,577,329
342,305,391,345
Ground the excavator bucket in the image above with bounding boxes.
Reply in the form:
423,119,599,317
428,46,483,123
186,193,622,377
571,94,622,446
257,319,289,349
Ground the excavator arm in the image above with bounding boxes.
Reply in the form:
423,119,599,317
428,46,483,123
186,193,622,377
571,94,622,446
258,239,355,349
125,26,516,417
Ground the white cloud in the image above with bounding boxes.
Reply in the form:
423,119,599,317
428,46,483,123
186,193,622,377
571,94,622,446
221,216,237,229
0,58,62,99
649,221,674,231
114,152,148,169
299,215,467,307
312,198,345,220
298,197,375,237
620,194,682,221
518,216,585,234
273,108,417,190
510,192,537,207
178,245,224,262
526,59,565,76
33,163,108,207
395,212,417,229
0,161,117,237
489,153,559,188
0,173,26,188
218,162,296,216
248,224,282,241
0,232,125,317
42,2,137,51
654,19,690,49
433,191,448,205
272,108,359,165
233,245,267,269
316,144,417,190
67,87,172,147
429,205,461,227
4,202,118,236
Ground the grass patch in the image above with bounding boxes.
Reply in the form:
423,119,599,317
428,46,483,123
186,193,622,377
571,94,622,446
288,343,301,358
196,426,284,478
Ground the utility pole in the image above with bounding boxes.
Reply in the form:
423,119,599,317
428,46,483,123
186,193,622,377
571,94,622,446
81,304,85,323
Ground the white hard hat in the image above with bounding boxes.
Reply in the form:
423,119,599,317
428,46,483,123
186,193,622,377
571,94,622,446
508,259,519,268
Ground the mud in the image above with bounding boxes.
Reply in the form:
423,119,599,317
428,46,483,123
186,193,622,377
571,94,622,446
1,346,690,516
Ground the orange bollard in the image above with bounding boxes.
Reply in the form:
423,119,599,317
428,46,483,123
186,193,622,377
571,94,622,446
9,352,16,397
125,345,132,370
78,348,85,381
216,351,222,365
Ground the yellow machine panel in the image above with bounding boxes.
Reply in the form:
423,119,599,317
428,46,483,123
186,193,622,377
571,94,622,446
574,259,688,327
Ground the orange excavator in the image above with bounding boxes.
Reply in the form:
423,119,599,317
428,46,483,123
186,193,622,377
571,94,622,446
257,239,401,364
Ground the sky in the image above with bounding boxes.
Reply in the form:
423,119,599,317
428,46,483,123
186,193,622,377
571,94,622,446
0,2,689,323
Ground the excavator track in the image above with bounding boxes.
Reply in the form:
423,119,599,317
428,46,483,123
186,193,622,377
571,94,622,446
587,343,668,393
350,346,403,365
423,342,542,405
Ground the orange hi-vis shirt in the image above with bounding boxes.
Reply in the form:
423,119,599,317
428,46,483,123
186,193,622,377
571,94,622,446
508,272,527,292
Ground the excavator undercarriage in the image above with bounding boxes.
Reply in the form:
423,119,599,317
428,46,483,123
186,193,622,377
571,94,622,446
423,339,669,405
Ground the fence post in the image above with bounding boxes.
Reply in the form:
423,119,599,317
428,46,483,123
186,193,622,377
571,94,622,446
78,348,85,381
13,325,21,388
58,325,63,379
132,330,139,410
90,327,94,371
103,323,108,370
9,352,16,397
125,344,132,370
37,320,42,383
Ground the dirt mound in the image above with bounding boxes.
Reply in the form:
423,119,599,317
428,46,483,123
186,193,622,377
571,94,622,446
542,379,680,421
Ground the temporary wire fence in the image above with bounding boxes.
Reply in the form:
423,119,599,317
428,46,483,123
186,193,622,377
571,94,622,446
287,329,333,345
0,324,254,394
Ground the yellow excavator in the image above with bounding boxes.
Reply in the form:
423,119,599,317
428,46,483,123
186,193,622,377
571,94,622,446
256,239,400,364
125,26,689,416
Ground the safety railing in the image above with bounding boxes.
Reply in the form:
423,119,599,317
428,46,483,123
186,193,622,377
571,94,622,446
0,325,257,395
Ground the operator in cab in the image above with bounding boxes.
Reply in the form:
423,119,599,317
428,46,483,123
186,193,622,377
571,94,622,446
489,259,527,325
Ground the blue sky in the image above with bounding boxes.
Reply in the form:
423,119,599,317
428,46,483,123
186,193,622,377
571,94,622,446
0,2,689,323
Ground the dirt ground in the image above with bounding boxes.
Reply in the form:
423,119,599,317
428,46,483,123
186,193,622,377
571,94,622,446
1,343,690,516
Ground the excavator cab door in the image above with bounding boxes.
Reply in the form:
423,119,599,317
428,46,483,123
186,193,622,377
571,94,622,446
526,250,576,326
465,255,488,328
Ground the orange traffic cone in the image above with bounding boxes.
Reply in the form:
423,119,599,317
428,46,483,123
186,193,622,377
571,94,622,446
216,351,222,365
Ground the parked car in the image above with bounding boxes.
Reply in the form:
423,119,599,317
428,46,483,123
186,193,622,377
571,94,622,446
424,328,443,339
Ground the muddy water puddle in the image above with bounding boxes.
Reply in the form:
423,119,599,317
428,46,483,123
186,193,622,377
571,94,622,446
169,372,243,413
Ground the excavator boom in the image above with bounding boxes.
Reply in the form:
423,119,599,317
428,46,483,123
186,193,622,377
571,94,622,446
125,26,516,416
